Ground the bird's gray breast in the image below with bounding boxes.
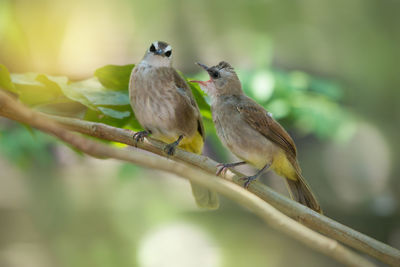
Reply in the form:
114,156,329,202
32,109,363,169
129,65,196,139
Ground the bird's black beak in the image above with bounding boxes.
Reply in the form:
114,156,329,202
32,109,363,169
196,62,220,80
155,49,163,55
196,62,215,77
196,62,209,71
191,63,211,85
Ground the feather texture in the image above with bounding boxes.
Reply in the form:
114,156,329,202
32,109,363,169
129,53,218,209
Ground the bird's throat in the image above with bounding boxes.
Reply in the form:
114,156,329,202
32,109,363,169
191,79,217,97
141,54,171,68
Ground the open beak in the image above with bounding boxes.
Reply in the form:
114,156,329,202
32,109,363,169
190,62,212,86
189,80,207,86
196,62,215,77
196,62,209,71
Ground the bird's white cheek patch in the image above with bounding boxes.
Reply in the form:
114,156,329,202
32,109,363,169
142,54,171,67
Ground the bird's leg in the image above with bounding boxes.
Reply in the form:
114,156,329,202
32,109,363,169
133,130,151,144
240,162,271,189
216,161,246,176
164,135,184,156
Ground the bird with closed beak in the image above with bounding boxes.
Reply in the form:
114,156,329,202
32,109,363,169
129,41,219,209
192,61,321,213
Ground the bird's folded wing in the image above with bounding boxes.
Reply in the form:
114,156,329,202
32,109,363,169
236,100,297,159
172,70,205,139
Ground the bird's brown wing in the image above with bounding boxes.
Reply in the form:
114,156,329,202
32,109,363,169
236,97,297,159
172,70,205,139
155,69,217,209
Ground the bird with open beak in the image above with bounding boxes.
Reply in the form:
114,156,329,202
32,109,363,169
192,61,322,213
129,41,219,209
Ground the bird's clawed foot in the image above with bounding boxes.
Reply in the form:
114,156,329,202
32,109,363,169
133,130,150,144
216,163,229,176
239,174,259,189
163,135,184,156
239,162,271,189
164,143,177,156
216,161,246,176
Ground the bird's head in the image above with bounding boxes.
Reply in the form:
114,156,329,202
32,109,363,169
192,61,242,97
142,41,173,67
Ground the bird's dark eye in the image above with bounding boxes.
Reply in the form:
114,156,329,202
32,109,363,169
165,50,172,57
211,70,220,79
149,44,156,52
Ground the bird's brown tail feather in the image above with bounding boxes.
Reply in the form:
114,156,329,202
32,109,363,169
183,137,219,210
190,181,219,210
285,174,322,214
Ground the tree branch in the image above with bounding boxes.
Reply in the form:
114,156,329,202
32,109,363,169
42,116,400,265
0,90,377,267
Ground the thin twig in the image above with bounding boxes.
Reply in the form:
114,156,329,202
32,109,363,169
43,114,400,266
0,90,375,267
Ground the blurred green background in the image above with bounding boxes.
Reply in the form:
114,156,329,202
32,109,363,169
0,0,399,266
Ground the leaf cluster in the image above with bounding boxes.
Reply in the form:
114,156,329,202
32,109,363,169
0,63,356,141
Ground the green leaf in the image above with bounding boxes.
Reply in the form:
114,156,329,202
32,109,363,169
32,74,87,117
187,81,212,120
11,71,132,121
97,107,130,119
55,77,133,121
36,74,67,95
94,64,135,91
37,74,132,119
34,101,87,118
12,73,65,106
66,78,130,106
84,108,133,129
10,73,86,117
0,64,18,93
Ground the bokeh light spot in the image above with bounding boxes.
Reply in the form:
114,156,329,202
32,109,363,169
137,222,220,267
251,70,275,102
